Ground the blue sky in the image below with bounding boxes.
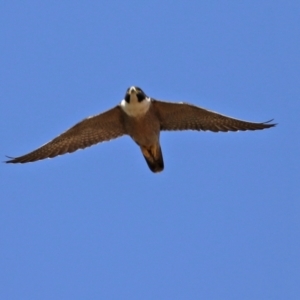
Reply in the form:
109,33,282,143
1,1,299,299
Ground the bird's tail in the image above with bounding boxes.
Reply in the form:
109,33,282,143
140,143,164,173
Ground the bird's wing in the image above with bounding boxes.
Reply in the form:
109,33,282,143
6,106,126,163
152,100,276,132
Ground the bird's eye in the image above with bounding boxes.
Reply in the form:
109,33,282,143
137,93,145,102
125,93,130,103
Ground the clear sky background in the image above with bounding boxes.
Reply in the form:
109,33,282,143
1,1,299,299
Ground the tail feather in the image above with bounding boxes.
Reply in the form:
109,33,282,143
140,144,164,173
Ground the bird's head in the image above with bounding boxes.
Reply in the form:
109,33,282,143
124,86,147,103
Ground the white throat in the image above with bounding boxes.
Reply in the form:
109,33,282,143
120,94,151,117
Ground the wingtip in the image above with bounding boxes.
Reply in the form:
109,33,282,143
264,119,277,127
4,155,17,163
264,118,274,123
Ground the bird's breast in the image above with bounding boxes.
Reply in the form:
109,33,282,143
120,97,151,117
124,108,160,147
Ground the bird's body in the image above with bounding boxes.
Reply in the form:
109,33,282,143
121,88,160,147
6,86,276,173
120,87,163,171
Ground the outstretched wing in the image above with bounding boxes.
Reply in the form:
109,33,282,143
152,100,276,132
6,106,126,163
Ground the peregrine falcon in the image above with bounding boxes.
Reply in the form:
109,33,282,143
6,86,276,173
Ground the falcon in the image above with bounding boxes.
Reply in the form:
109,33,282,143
6,86,276,173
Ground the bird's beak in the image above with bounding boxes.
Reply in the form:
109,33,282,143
129,87,136,94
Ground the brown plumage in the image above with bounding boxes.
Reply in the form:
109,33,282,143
6,86,276,172
6,106,126,163
152,100,275,132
